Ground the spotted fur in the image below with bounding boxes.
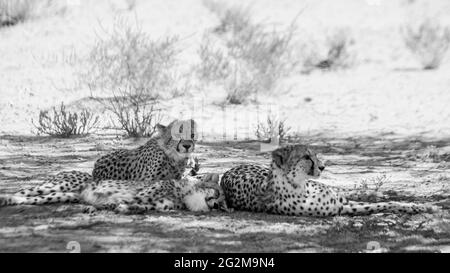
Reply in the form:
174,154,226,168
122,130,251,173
82,174,228,213
0,173,228,213
92,119,199,181
0,119,206,212
221,145,437,217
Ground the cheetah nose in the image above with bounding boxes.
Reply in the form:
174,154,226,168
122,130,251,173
182,144,191,150
319,166,325,171
213,203,219,209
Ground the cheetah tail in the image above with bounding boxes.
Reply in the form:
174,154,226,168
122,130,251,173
0,195,28,206
341,201,439,216
0,193,80,206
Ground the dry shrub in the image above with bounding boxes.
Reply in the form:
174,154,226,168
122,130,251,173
204,1,252,35
200,1,298,104
83,17,183,137
0,0,66,27
0,0,34,26
84,18,181,100
302,29,355,72
419,145,450,163
106,88,163,138
403,19,450,70
125,0,137,11
197,35,232,83
33,102,99,138
255,115,291,143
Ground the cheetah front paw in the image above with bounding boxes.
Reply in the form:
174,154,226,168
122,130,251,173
82,205,98,214
0,195,8,207
116,204,150,214
425,204,441,213
220,203,234,213
114,204,131,214
187,156,200,176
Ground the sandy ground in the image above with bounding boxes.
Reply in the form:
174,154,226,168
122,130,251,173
1,0,450,138
0,134,449,253
0,0,450,252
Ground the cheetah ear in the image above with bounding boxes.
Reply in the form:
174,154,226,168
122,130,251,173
272,148,286,168
156,124,167,134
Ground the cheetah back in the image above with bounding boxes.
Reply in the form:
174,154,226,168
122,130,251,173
221,164,270,212
92,140,187,181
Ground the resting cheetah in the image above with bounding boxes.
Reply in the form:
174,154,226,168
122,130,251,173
92,119,199,180
221,145,437,217
0,172,229,213
0,119,206,211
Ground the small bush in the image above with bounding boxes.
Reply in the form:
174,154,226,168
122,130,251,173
358,174,389,192
419,145,450,163
84,18,181,99
200,2,298,104
255,115,291,143
336,174,390,203
322,30,355,69
107,88,163,138
84,18,183,137
204,1,252,35
303,29,355,71
227,23,298,89
403,19,450,70
0,0,33,27
197,35,258,104
125,0,137,11
33,102,99,138
0,0,66,27
197,35,232,83
224,73,259,105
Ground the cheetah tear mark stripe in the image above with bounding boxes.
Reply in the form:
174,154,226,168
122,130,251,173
308,158,315,176
191,119,195,140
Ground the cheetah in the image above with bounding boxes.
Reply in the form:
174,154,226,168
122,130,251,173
92,119,199,181
221,144,438,217
0,172,229,213
0,119,206,212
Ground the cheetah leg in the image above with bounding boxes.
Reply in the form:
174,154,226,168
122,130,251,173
14,172,91,197
81,203,119,214
115,199,176,214
114,204,150,214
0,192,80,206
81,205,98,214
341,201,438,216
184,155,200,177
14,182,80,197
0,195,17,206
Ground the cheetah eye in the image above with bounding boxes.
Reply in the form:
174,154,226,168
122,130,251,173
303,155,311,160
205,197,215,201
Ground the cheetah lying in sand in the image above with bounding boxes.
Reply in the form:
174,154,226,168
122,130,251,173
0,119,232,213
221,144,438,216
92,119,200,180
1,119,201,205
0,172,229,213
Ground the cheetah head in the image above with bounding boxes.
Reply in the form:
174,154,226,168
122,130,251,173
271,145,325,188
184,174,231,212
156,119,198,159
